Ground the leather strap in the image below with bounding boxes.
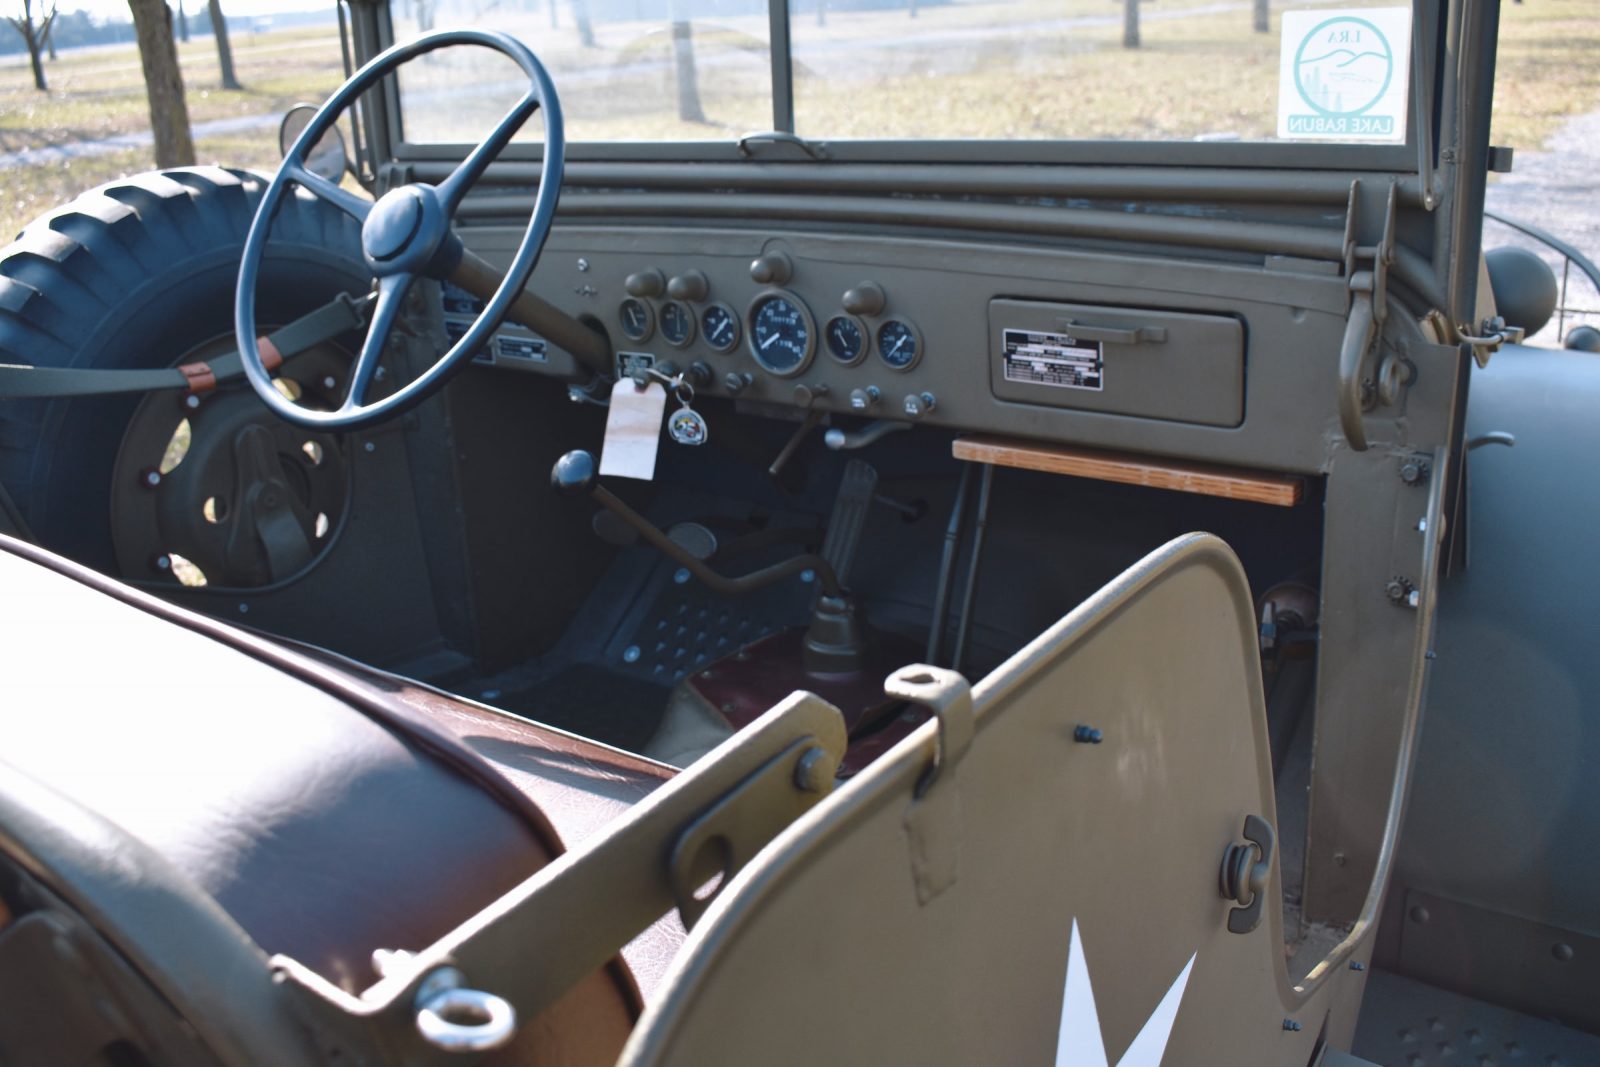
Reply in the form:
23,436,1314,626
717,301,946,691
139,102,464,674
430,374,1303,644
0,292,367,398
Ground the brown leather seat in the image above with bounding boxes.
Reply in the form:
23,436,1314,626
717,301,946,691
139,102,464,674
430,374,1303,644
0,536,677,1064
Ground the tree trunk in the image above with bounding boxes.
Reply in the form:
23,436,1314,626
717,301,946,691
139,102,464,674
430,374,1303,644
128,0,196,167
1253,0,1268,34
573,0,594,47
208,0,239,89
176,0,188,42
27,37,47,90
1122,0,1139,48
44,21,55,59
670,20,705,124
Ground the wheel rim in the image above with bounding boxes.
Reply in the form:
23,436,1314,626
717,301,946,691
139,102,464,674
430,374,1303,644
109,334,354,589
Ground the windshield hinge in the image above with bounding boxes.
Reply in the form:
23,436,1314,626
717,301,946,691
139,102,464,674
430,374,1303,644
1337,180,1400,451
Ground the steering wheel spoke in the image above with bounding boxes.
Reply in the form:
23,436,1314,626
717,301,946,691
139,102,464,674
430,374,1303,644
288,162,373,223
236,29,565,431
436,92,542,215
340,273,413,413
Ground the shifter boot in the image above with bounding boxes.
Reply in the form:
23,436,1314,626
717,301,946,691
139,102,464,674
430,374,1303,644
820,460,878,588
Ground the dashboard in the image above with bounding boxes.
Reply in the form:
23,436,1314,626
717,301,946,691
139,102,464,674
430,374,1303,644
443,224,1356,476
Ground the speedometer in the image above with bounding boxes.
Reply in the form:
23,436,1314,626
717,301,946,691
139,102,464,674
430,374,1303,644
748,292,815,377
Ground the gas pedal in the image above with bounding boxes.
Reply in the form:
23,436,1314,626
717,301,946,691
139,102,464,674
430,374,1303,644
820,459,878,589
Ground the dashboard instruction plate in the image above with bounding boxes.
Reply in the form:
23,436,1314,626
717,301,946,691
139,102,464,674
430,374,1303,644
1002,328,1104,392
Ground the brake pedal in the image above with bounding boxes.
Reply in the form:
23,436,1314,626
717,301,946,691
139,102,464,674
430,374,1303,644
820,460,878,588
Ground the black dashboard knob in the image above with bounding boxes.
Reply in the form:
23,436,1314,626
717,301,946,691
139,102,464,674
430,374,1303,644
724,371,752,396
842,282,886,317
749,252,793,286
552,450,598,495
667,270,709,302
625,269,665,298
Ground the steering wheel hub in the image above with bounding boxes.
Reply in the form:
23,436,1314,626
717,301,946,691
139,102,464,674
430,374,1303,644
364,187,426,262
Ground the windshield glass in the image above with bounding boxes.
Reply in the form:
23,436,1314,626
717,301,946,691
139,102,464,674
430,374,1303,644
394,0,1414,147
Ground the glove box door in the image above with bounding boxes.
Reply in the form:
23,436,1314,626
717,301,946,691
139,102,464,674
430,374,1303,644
988,299,1245,428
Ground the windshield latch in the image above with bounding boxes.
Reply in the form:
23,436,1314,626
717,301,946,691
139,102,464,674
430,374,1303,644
737,131,830,161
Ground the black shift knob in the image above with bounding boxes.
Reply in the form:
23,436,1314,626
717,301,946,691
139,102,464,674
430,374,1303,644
551,450,598,495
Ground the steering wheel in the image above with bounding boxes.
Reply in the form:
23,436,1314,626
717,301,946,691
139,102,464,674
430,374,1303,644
235,29,564,430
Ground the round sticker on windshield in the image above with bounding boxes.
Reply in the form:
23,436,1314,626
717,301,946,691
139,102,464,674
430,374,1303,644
1294,17,1393,117
1277,8,1411,143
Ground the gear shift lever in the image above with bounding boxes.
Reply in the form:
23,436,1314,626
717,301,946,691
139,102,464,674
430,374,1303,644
552,450,868,673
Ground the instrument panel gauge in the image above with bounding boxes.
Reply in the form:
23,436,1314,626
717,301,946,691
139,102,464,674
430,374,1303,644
825,315,868,365
748,292,815,377
659,300,695,347
618,297,653,342
701,303,740,352
877,318,923,371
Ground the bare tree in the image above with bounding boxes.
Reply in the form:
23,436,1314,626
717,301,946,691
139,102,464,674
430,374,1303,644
1253,0,1268,34
43,15,54,58
128,0,196,167
1123,0,1139,48
175,0,188,41
208,0,239,89
5,0,57,91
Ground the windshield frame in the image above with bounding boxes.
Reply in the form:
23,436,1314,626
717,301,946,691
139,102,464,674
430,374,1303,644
370,0,1436,173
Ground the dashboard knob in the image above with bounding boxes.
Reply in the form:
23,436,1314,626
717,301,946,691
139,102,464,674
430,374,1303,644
902,392,937,419
625,268,666,298
794,382,830,408
688,361,714,387
849,386,880,411
842,282,886,317
667,270,709,302
551,450,598,495
724,371,753,396
749,252,793,286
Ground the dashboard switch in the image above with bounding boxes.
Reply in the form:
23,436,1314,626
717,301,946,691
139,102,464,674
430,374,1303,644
667,270,709,302
842,282,886,317
794,382,830,408
849,386,881,411
724,371,753,396
749,251,794,286
625,268,666,297
902,392,937,419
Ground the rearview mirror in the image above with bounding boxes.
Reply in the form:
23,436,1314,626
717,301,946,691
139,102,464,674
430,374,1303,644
278,104,349,183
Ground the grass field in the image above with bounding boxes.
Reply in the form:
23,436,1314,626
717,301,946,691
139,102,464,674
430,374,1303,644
1,0,1596,242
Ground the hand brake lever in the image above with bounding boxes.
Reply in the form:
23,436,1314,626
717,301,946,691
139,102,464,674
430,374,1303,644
551,450,844,599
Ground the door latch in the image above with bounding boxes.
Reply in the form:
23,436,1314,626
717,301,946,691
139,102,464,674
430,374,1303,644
1219,814,1276,934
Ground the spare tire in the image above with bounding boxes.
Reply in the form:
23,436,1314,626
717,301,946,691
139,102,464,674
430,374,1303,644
0,166,370,576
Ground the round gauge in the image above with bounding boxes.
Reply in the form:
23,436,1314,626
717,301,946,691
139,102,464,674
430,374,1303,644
877,318,923,371
747,292,815,377
619,297,653,342
660,300,695,348
701,303,740,352
824,314,867,365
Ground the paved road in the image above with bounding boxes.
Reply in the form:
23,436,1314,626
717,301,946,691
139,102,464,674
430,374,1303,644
1482,107,1600,345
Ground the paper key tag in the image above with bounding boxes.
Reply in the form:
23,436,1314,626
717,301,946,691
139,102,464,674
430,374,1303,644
600,379,667,481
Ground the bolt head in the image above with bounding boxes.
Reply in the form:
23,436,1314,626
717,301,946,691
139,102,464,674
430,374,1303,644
793,746,836,793
1553,942,1575,962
